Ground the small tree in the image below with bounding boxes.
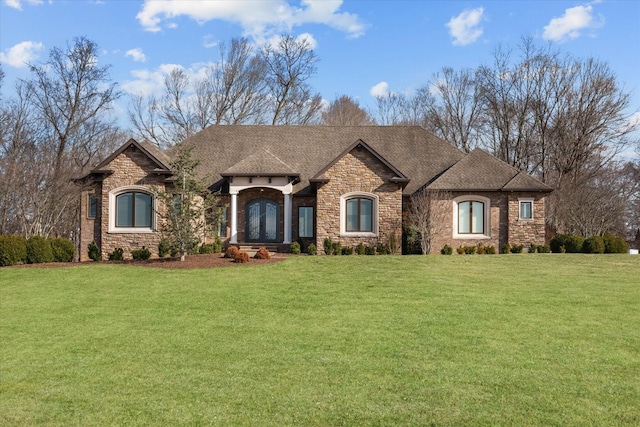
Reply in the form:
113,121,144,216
408,188,450,254
158,147,220,261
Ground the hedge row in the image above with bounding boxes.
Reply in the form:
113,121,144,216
0,235,75,266
550,233,629,254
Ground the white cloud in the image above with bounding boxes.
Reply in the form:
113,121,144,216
202,35,218,49
0,41,44,68
135,0,366,40
369,82,389,98
3,0,43,11
125,48,147,63
446,7,484,46
543,5,603,42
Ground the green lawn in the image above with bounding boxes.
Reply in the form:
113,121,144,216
1,255,639,426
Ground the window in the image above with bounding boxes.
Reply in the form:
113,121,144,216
519,198,533,220
458,201,484,234
340,192,378,236
88,194,97,218
115,191,152,228
453,195,490,239
346,198,372,232
219,206,228,237
299,206,313,238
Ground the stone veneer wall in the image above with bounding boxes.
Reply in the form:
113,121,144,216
94,146,170,260
507,192,547,248
315,148,403,253
429,192,508,254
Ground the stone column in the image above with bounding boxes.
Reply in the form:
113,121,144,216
230,190,238,244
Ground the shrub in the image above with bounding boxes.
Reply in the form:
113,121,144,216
603,233,629,254
26,236,54,264
355,242,366,255
456,246,465,255
199,243,216,254
290,241,301,255
0,235,27,266
526,244,537,254
158,238,170,257
225,246,239,259
583,235,605,254
254,247,271,259
501,243,510,254
463,245,476,255
131,246,151,261
50,238,75,262
388,233,398,255
234,250,249,263
441,244,453,255
88,240,102,261
323,237,334,255
476,243,485,255
377,243,390,255
108,247,124,261
331,241,341,256
342,247,353,255
510,244,524,254
307,243,317,256
484,245,496,255
364,245,376,255
550,234,583,253
213,236,223,253
537,245,551,253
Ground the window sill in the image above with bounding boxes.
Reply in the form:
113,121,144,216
108,228,155,234
453,234,490,240
340,232,377,238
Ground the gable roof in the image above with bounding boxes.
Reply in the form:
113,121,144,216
311,139,409,184
92,138,172,174
428,148,552,192
176,126,465,194
221,148,298,177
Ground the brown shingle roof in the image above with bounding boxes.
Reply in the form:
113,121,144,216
177,126,465,194
222,148,298,177
428,148,551,192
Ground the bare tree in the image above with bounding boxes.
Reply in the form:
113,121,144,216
322,95,375,125
408,188,451,254
429,67,482,152
374,92,406,126
13,37,122,238
261,34,323,125
130,38,270,147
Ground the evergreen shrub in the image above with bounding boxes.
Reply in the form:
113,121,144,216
0,235,27,266
50,238,74,262
26,236,54,264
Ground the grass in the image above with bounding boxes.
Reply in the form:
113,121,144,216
1,254,639,426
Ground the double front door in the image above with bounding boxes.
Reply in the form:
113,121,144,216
245,199,279,242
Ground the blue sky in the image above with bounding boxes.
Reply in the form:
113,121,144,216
1,0,639,131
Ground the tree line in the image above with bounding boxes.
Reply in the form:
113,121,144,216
1,35,638,245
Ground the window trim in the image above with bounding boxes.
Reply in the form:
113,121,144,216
518,198,534,221
340,192,378,237
298,206,314,238
108,186,156,233
452,195,491,239
88,193,97,219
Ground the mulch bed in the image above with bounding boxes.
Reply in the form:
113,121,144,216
5,253,288,269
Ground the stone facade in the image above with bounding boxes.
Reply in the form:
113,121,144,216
79,145,170,261
315,147,403,253
507,192,547,249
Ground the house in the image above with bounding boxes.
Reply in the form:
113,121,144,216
77,126,552,260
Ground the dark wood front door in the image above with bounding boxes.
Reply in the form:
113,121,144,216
245,199,279,242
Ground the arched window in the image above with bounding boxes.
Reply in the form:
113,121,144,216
453,195,490,238
340,192,378,236
116,192,152,227
109,186,156,233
